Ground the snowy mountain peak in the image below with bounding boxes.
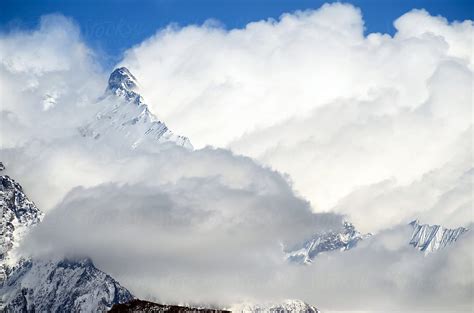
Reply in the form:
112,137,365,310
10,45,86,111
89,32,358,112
286,221,371,264
409,220,468,254
106,67,142,104
108,67,138,93
80,68,193,149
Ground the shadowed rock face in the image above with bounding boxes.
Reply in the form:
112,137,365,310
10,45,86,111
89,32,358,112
107,67,142,105
109,299,230,313
108,67,139,93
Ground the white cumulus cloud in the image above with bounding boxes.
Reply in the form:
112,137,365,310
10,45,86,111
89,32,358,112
120,4,473,232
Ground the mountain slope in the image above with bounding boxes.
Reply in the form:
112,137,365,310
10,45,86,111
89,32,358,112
409,219,468,254
79,67,192,150
1,258,133,312
0,164,43,283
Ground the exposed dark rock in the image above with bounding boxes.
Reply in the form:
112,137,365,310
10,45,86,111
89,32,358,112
109,299,230,313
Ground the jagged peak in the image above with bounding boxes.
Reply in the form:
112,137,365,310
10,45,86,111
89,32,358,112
85,67,193,149
286,221,370,264
107,67,138,93
105,67,143,105
409,219,468,231
409,220,468,254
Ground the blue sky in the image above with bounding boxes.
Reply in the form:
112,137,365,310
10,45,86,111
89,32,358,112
1,0,473,66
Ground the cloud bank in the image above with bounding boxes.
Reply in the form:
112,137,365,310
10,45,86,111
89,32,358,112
21,184,474,312
0,3,472,312
122,4,473,232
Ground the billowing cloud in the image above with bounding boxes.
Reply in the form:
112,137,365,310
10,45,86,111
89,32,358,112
21,194,474,311
21,167,340,306
121,4,473,232
307,225,474,312
0,14,105,148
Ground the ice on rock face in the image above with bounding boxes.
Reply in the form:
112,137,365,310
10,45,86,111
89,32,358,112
286,221,371,264
79,67,193,150
409,220,468,254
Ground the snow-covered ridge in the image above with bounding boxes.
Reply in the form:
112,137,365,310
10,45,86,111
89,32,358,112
0,169,43,283
79,67,193,150
286,218,469,264
2,258,133,312
286,221,371,264
230,299,320,313
409,220,468,254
